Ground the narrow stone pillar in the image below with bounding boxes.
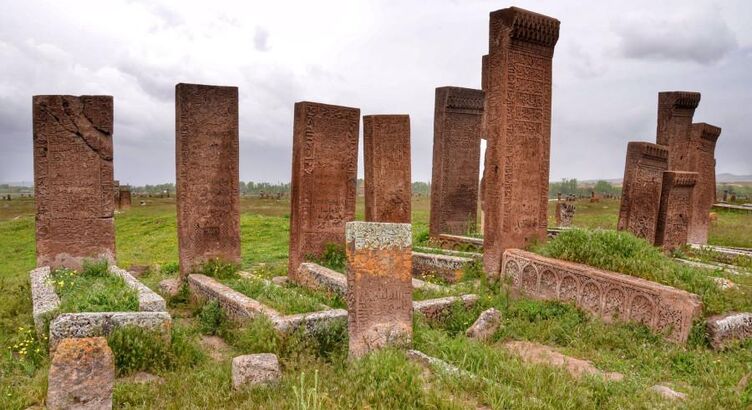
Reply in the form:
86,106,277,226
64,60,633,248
687,123,721,244
656,91,701,170
288,101,360,281
346,222,412,358
33,95,116,269
483,7,560,275
655,171,698,251
617,142,669,244
363,115,411,223
175,83,241,278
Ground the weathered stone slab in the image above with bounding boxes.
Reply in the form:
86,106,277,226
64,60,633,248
48,337,114,410
503,340,623,382
413,246,482,261
483,8,560,276
363,115,411,223
617,142,669,244
109,266,166,312
33,95,116,270
437,234,483,251
159,278,182,298
272,309,348,335
407,349,481,380
555,202,575,227
687,123,721,244
346,222,412,357
232,353,281,389
429,87,483,238
288,101,360,281
187,274,281,321
706,312,752,350
466,308,502,341
655,171,698,251
30,266,60,337
411,252,472,283
49,312,172,351
656,91,701,169
412,294,479,321
297,262,347,296
502,249,703,342
118,186,132,210
650,384,686,401
176,83,241,278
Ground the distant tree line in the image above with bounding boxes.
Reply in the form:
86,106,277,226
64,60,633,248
548,178,621,198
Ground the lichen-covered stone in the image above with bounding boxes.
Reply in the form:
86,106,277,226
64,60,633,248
158,278,182,298
297,262,347,296
30,266,60,337
650,384,686,401
412,251,471,283
47,337,114,410
109,266,166,311
465,308,502,341
412,294,479,321
707,312,752,350
188,274,282,321
232,353,281,389
49,312,171,351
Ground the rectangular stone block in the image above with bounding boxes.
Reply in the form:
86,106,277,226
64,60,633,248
706,312,752,350
176,83,241,278
617,142,669,244
429,86,484,238
502,249,702,343
483,8,560,276
288,101,360,280
187,274,282,321
346,222,412,358
48,337,114,410
33,95,116,270
363,115,411,223
118,186,132,209
656,91,701,169
687,123,721,244
411,251,472,283
655,171,698,251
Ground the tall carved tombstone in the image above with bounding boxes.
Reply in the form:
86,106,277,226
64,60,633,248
118,186,132,210
617,142,669,244
656,91,701,170
655,171,698,251
480,54,490,232
363,115,411,223
429,87,484,238
483,7,560,275
346,222,412,358
175,83,240,278
33,95,116,270
687,123,721,244
288,102,359,281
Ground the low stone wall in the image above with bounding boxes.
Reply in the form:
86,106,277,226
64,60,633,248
501,249,703,343
30,265,170,345
412,252,472,283
437,234,483,251
296,263,347,296
706,312,752,350
413,246,482,260
187,274,282,321
49,312,171,351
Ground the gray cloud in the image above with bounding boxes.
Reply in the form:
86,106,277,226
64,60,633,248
254,27,270,52
614,7,738,64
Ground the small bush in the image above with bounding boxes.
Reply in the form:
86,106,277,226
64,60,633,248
160,262,179,275
197,300,227,336
316,243,346,273
414,229,430,246
199,259,239,280
108,326,203,376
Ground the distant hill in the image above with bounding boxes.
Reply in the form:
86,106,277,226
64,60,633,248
716,173,752,183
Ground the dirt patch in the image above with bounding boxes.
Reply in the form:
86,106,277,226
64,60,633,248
503,340,623,382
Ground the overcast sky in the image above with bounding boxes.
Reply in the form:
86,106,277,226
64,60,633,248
1,0,750,185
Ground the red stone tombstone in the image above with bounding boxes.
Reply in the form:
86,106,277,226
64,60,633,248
175,83,241,278
288,101,360,281
655,171,698,251
363,115,411,223
429,87,484,238
617,142,669,244
346,222,412,358
483,7,560,275
118,186,132,210
33,95,116,270
687,123,721,244
656,91,701,170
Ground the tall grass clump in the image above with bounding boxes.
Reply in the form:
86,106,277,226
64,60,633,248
108,326,204,376
533,228,752,314
199,259,239,280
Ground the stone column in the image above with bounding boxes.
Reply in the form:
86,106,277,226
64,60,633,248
656,91,701,170
118,186,132,209
429,86,484,238
687,123,721,244
363,115,411,223
175,83,241,278
288,101,360,281
346,221,412,358
33,95,116,270
483,7,560,275
617,142,669,244
655,171,698,251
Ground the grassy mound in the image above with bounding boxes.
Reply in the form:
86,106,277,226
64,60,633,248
532,229,752,315
51,260,139,313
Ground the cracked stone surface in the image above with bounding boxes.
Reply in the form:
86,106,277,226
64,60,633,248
47,337,114,410
232,353,281,389
466,308,502,341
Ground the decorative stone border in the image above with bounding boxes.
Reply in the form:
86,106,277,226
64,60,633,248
412,252,473,283
501,249,703,343
436,234,483,251
188,273,478,334
296,262,445,296
30,265,170,348
413,246,482,260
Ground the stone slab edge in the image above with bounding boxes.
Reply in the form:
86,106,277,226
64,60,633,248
298,262,445,295
707,312,752,350
30,266,60,337
110,266,167,312
49,311,172,351
187,274,282,321
412,251,473,283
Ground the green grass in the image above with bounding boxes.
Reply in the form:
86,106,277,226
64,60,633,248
51,260,139,314
533,228,752,316
222,275,335,315
2,196,752,409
